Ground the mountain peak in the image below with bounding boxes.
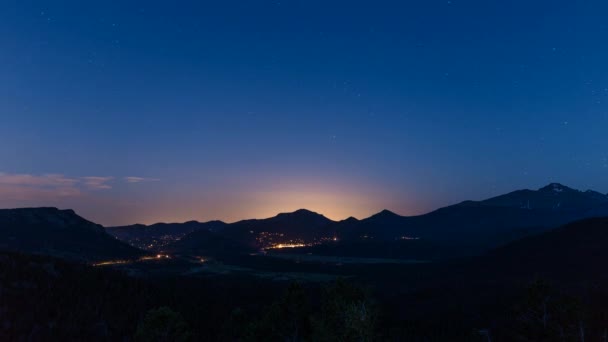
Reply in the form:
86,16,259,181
343,216,359,222
584,189,607,197
479,183,608,211
380,209,397,214
273,209,331,223
294,208,317,215
277,209,320,217
370,209,401,219
538,183,576,193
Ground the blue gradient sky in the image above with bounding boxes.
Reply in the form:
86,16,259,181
1,1,607,226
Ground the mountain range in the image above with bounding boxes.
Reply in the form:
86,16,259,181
2,183,608,262
106,183,608,258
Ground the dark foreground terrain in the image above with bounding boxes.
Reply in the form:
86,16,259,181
3,219,608,341
2,189,608,341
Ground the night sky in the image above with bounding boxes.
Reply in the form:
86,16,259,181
1,1,607,226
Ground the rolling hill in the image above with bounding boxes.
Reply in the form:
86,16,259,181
106,220,227,250
0,208,144,261
482,216,608,278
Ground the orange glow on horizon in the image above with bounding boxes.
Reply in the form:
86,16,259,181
71,178,430,226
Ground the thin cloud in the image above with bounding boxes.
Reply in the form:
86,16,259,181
124,177,160,183
0,173,78,187
0,172,154,203
82,176,114,190
0,173,82,200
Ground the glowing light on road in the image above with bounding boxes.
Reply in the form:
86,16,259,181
267,243,308,249
92,254,171,267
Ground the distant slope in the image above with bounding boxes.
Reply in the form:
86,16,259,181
106,220,227,250
0,208,144,261
336,206,568,252
167,209,335,256
226,209,334,242
482,217,608,277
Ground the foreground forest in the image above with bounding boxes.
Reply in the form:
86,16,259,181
2,250,608,341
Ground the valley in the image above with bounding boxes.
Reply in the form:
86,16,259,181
3,183,608,340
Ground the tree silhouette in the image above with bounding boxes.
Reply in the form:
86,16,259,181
312,278,377,342
246,282,311,341
135,307,193,342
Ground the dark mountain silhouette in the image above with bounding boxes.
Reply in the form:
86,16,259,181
341,216,360,224
0,208,144,261
110,209,334,252
217,209,334,245
333,183,608,255
478,183,608,211
401,216,608,302
232,209,332,234
481,217,608,278
164,209,335,257
106,220,227,250
126,209,334,257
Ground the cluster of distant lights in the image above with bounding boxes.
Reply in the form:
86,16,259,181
92,254,171,267
95,235,421,268
266,243,309,249
121,235,185,251
99,234,419,266
92,253,215,267
265,237,338,250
